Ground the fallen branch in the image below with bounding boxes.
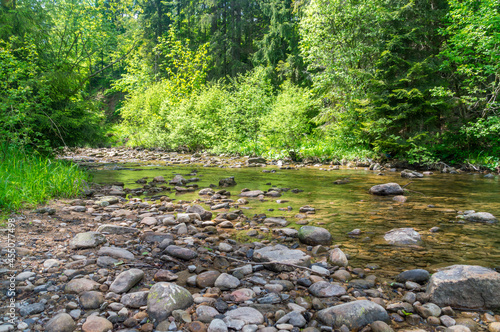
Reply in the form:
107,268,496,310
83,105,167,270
206,251,315,273
402,181,413,188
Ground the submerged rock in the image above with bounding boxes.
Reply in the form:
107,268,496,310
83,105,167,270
462,212,498,224
384,228,422,245
426,265,500,310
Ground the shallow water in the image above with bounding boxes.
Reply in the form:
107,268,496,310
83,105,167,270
91,163,500,276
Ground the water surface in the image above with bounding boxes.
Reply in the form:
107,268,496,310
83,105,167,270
91,163,500,276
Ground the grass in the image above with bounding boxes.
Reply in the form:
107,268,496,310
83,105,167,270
0,144,90,217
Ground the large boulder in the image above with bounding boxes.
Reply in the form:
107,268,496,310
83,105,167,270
317,300,389,330
298,226,332,246
253,244,311,272
384,228,422,245
426,265,500,310
369,183,404,196
147,282,194,323
462,212,498,224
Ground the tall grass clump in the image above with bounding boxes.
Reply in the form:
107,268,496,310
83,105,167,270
0,144,90,215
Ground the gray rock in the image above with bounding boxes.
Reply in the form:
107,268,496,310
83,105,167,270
276,311,307,327
96,225,139,235
199,188,215,196
384,228,422,245
445,326,471,332
80,291,105,309
65,278,100,294
240,190,264,197
264,217,290,227
43,259,61,268
224,307,264,324
309,281,346,297
16,271,36,281
463,212,498,224
329,248,348,267
298,226,332,245
317,300,389,329
109,269,144,294
165,245,198,260
253,244,311,272
186,204,213,221
219,177,236,187
208,319,228,332
69,232,106,249
196,305,219,318
369,183,404,196
121,291,149,308
416,303,441,318
170,175,187,185
98,247,135,260
426,265,500,310
97,256,119,267
248,157,266,164
396,269,430,284
215,273,241,290
19,303,45,316
147,282,194,323
401,169,424,179
44,313,76,332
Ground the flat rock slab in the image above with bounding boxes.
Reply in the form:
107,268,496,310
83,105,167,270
240,190,264,197
384,228,422,245
317,300,389,330
253,244,311,272
463,212,498,224
69,232,106,249
65,278,100,294
369,183,404,196
165,245,198,260
426,265,500,310
309,281,346,297
98,247,135,260
96,225,139,235
147,282,194,323
224,307,264,324
264,217,290,227
109,268,144,294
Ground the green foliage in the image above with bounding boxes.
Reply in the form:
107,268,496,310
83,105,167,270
261,81,320,152
0,144,90,214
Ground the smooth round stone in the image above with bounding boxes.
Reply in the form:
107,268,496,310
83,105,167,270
197,271,221,288
44,313,76,332
80,291,105,309
489,322,500,332
82,316,113,332
208,319,227,332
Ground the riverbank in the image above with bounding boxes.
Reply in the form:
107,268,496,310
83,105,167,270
59,147,498,174
2,151,499,332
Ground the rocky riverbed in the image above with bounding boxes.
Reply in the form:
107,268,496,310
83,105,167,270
1,148,500,332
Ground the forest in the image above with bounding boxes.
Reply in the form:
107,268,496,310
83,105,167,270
1,0,499,167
